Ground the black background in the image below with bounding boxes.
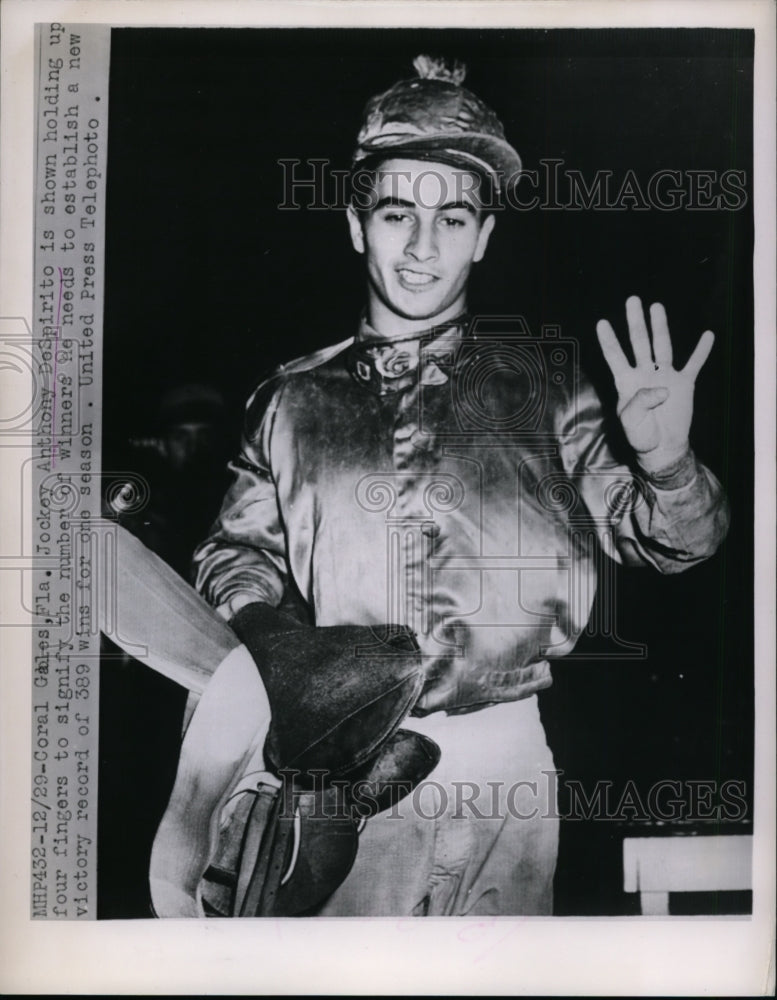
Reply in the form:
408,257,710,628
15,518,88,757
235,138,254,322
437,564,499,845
99,27,754,918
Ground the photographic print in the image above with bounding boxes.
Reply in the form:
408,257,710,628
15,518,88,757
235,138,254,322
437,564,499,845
1,1,773,995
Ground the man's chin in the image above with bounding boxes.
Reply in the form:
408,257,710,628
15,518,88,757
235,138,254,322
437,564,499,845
387,293,457,323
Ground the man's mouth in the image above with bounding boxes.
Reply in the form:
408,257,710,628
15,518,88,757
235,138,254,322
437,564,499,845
396,268,438,288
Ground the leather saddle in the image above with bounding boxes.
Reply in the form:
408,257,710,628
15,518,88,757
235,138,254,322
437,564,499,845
198,603,440,917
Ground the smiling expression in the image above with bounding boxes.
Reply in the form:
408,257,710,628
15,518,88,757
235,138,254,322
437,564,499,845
347,158,495,337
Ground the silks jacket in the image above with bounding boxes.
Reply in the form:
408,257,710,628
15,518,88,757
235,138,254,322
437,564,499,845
193,316,729,716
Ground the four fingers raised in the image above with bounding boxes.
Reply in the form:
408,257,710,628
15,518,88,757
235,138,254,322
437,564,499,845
597,296,714,378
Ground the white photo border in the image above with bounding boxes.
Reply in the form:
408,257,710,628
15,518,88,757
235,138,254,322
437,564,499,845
1,1,774,995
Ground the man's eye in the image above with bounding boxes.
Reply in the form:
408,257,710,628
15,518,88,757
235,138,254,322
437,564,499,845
383,212,410,223
440,216,467,228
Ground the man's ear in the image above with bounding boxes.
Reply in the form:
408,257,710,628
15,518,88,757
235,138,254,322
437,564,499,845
473,213,496,263
346,203,365,255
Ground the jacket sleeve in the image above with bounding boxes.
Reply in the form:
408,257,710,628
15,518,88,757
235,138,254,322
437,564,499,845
192,378,289,617
555,368,730,573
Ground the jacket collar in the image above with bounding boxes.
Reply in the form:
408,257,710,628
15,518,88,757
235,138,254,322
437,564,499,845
348,313,469,395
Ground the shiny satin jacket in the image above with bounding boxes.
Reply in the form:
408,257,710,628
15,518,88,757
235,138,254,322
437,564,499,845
193,317,729,716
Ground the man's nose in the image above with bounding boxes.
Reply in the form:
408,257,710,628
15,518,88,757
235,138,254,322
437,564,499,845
405,220,438,262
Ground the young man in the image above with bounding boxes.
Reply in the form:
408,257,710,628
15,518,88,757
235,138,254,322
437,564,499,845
190,57,728,916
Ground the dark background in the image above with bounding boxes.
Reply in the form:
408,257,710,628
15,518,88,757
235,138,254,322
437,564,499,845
99,27,754,918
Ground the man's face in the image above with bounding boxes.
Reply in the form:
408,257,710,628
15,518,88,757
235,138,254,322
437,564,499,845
164,421,218,472
347,158,495,332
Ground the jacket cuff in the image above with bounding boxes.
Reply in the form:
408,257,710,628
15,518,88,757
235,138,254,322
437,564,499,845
640,448,698,491
217,593,265,623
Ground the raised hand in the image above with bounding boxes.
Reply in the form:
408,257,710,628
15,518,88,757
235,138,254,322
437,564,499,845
596,296,714,475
